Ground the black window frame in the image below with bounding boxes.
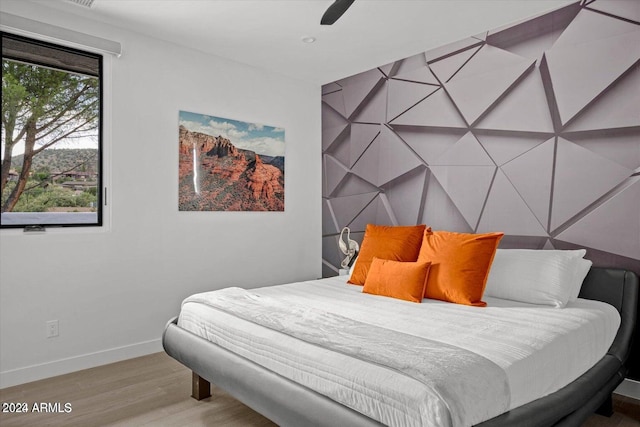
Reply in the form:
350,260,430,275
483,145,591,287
0,32,104,229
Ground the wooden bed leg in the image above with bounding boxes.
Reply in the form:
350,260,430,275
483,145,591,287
191,372,211,400
596,394,614,417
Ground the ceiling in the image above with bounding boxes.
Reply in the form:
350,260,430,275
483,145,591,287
32,0,574,85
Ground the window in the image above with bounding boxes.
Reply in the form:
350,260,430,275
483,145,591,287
1,32,103,228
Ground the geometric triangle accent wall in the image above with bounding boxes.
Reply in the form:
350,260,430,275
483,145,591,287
322,1,640,278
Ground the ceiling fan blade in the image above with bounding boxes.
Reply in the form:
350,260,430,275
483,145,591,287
321,0,355,25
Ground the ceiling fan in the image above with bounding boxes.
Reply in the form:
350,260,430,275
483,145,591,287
321,0,356,25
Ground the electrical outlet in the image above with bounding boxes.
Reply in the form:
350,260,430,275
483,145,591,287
46,320,59,338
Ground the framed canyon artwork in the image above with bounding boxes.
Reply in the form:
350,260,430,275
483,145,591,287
178,111,285,212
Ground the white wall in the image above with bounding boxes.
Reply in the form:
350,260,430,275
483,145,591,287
0,1,321,388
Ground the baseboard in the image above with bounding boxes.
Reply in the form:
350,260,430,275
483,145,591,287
615,379,640,400
0,338,163,389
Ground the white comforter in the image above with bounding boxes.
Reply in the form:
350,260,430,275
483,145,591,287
178,276,620,427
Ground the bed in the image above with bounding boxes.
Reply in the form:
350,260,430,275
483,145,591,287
163,225,637,427
163,264,637,427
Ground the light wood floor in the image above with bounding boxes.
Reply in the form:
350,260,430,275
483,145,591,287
0,352,638,427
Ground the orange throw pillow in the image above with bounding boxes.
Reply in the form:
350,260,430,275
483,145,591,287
363,258,431,303
418,230,503,306
348,224,427,286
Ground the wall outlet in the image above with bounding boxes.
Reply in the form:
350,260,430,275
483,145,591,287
46,320,59,338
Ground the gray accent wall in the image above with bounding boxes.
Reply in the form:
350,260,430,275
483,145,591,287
321,0,640,278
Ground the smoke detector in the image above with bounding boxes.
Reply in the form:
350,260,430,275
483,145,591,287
65,0,95,8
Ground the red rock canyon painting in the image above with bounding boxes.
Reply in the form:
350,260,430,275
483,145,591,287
179,111,285,211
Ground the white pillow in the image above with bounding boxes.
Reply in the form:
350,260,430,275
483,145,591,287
569,258,592,301
484,249,587,307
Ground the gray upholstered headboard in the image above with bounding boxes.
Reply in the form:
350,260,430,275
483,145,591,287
578,267,639,365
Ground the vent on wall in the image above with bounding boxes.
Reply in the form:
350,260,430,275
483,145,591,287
66,0,95,8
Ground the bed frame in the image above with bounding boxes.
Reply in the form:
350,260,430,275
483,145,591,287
163,267,638,427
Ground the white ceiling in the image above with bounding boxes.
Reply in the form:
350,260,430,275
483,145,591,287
34,0,574,85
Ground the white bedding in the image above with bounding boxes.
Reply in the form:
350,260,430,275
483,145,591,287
178,276,620,427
